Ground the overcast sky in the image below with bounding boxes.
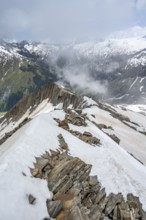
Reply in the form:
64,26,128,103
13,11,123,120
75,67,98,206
0,0,146,42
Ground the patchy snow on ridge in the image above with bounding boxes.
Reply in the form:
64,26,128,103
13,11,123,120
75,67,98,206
121,104,146,114
0,45,22,62
24,43,59,59
127,50,146,67
0,97,146,219
72,37,146,57
84,105,146,165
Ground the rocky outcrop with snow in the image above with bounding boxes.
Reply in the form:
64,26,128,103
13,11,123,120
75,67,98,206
31,150,144,220
0,83,146,219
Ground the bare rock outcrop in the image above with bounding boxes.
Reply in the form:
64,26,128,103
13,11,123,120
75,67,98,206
30,150,144,220
1,83,82,123
65,111,87,126
56,111,101,146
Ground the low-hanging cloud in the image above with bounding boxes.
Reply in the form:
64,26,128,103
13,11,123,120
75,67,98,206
0,0,146,41
60,66,107,95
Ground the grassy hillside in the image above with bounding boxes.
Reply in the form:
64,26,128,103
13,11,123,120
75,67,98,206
0,51,59,111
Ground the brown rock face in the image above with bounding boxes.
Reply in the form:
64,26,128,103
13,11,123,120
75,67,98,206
65,111,87,126
1,83,82,123
58,120,69,130
0,83,83,145
56,111,101,147
30,150,144,220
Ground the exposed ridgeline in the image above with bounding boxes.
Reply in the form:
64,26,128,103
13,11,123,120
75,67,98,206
1,82,146,219
1,83,82,122
0,83,82,144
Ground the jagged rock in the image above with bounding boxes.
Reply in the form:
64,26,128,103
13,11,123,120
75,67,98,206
89,176,98,186
47,157,86,192
46,200,63,218
117,200,130,220
65,112,87,126
2,83,81,123
56,114,100,146
98,197,108,210
90,136,101,145
42,151,51,159
58,119,69,130
80,207,91,220
83,131,92,137
0,117,30,145
109,134,120,144
65,129,101,146
98,124,108,129
35,157,49,170
81,132,100,146
95,188,106,204
69,187,81,196
28,194,36,205
113,205,119,220
53,178,73,200
58,134,68,151
31,168,39,177
111,112,130,123
105,193,123,216
50,149,60,158
127,193,143,219
70,130,81,137
68,205,87,220
30,151,144,220
75,109,82,114
89,205,103,220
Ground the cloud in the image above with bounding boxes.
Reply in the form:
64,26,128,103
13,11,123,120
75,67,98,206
55,54,108,95
136,0,146,10
0,0,145,41
60,67,107,95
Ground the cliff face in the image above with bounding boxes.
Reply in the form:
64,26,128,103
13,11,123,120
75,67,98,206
1,83,82,123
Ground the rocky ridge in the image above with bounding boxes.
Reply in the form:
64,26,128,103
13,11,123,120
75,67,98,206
0,83,82,144
0,83,146,219
0,83,81,124
31,148,144,220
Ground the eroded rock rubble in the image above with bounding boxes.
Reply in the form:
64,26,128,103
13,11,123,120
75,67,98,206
30,149,144,220
55,110,101,146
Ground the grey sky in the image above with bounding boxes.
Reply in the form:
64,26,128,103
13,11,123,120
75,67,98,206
0,0,146,41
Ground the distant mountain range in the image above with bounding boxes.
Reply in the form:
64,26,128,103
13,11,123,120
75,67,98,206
1,29,146,111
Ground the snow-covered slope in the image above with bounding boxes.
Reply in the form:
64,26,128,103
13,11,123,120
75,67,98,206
84,101,146,165
0,84,146,219
71,37,146,57
127,49,146,67
0,41,22,62
1,29,146,110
